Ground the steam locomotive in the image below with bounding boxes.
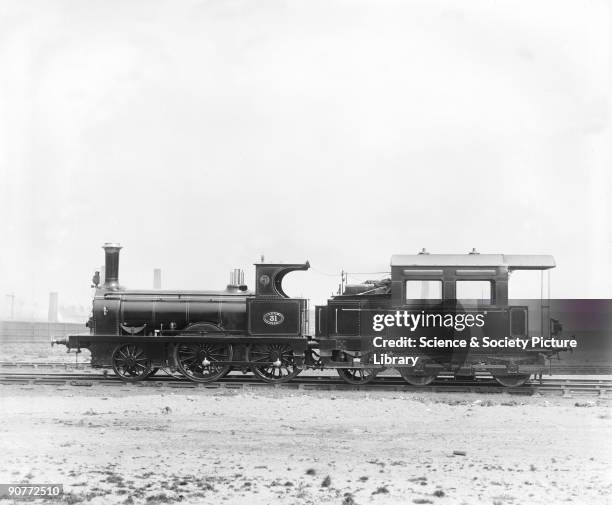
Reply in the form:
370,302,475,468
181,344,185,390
55,244,563,387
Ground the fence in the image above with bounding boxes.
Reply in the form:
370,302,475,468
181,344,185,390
0,321,86,343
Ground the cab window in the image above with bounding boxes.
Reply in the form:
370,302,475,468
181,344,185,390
456,280,492,305
405,280,442,302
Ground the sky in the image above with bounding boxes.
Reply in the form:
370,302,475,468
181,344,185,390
0,0,611,321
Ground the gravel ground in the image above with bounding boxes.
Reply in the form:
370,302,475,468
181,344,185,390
0,343,91,364
0,386,610,505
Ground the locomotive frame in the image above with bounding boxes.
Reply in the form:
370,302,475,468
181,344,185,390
55,243,563,387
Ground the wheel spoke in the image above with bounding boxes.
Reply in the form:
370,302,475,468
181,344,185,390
112,344,153,382
175,342,232,383
337,366,377,385
249,344,300,383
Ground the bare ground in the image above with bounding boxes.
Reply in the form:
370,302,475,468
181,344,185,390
0,342,91,364
0,386,610,505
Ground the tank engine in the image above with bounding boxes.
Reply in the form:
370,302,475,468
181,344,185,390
58,243,310,383
56,244,565,387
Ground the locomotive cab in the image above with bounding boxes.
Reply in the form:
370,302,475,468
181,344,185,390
391,250,555,308
247,262,310,337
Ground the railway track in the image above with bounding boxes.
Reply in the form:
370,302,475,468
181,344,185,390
0,367,610,397
4,360,612,375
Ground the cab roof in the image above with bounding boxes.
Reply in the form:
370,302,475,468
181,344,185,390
391,254,555,270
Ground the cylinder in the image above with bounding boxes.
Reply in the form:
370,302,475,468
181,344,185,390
102,243,122,290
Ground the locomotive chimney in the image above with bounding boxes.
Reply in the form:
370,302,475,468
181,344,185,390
102,243,122,290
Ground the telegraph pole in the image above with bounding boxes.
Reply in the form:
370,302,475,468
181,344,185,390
6,293,15,320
